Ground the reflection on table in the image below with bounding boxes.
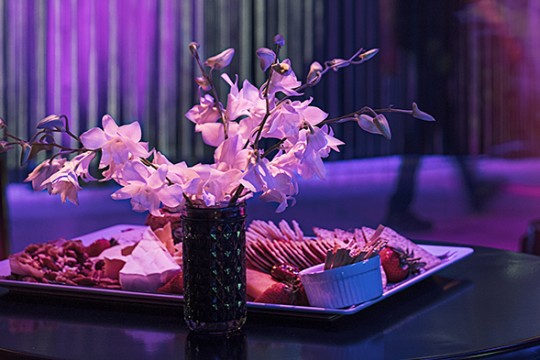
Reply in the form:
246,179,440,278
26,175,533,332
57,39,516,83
1,245,540,359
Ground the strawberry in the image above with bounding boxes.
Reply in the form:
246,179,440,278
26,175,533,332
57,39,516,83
379,246,425,283
85,239,112,257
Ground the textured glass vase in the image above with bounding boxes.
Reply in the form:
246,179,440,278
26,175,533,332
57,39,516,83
182,203,247,334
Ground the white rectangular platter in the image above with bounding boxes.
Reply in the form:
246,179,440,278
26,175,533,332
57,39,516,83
0,224,474,319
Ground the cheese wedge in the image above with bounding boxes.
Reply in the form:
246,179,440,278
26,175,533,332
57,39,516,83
119,239,181,293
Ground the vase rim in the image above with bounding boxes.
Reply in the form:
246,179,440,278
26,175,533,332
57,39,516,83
184,202,246,210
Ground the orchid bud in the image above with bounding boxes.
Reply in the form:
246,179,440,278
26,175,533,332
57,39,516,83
195,76,212,91
328,58,349,71
256,47,276,71
39,132,55,144
271,62,291,75
0,117,6,129
204,48,235,70
359,48,379,62
356,114,391,139
188,42,200,55
273,34,285,47
373,114,392,139
306,61,323,86
37,114,65,131
411,102,435,121
19,142,32,166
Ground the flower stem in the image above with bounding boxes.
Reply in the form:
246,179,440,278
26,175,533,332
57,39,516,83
262,138,286,158
228,184,246,206
191,49,228,139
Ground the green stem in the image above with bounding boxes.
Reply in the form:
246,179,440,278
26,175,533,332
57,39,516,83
228,184,247,207
192,51,228,139
262,138,286,158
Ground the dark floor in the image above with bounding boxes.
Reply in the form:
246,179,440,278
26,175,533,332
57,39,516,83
6,155,540,254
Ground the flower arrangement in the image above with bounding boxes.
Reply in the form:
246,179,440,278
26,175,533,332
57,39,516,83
0,34,434,215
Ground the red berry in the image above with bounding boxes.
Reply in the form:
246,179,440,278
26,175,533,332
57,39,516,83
379,247,409,283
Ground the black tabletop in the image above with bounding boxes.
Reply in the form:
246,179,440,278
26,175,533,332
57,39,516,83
2,245,540,360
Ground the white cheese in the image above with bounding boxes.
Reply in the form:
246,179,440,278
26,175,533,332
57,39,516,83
119,239,181,293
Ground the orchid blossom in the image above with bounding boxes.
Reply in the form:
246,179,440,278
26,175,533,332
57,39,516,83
80,115,149,180
2,34,435,214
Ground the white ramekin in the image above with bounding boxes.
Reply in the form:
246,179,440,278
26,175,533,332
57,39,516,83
299,255,383,309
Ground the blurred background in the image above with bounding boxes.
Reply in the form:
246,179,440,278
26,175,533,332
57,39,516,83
1,0,540,256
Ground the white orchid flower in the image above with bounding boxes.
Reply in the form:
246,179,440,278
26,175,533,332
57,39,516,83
111,162,182,215
25,158,67,192
195,121,239,148
71,151,97,182
40,161,83,205
264,102,302,140
266,59,302,97
185,94,221,125
259,171,298,213
80,115,149,178
221,74,260,123
190,164,245,207
152,151,200,195
213,135,252,172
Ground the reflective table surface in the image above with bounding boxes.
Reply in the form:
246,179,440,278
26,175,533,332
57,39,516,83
2,245,540,360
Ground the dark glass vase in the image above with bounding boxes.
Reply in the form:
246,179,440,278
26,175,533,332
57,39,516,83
182,202,247,334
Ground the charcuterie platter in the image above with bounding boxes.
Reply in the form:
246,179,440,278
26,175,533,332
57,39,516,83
0,224,473,320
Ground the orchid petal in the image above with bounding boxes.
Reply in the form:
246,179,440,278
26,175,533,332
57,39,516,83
102,115,119,136
256,47,276,71
117,121,142,141
80,127,107,149
196,123,226,147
